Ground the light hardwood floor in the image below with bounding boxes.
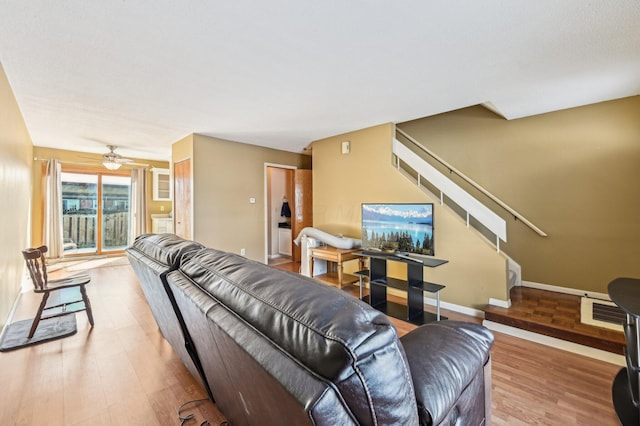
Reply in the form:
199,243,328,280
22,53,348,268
0,258,621,425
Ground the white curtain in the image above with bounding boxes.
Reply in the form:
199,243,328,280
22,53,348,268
44,159,64,258
129,168,148,244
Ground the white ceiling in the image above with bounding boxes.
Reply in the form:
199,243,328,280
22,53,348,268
1,1,639,161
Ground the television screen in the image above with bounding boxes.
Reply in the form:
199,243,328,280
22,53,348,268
361,203,434,256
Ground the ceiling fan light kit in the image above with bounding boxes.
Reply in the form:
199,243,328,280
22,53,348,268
103,161,122,170
100,145,137,170
78,144,150,169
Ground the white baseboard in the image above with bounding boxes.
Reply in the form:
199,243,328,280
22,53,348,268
48,253,109,264
488,298,511,309
423,297,485,318
521,280,611,301
373,286,485,318
483,320,624,366
0,289,23,343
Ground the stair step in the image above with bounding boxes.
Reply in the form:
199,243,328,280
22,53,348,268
484,287,626,355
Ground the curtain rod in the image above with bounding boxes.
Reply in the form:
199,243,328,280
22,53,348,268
34,157,96,166
33,157,148,169
35,157,80,162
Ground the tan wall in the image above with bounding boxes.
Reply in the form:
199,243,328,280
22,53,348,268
189,134,311,261
0,63,33,327
31,146,171,247
172,134,194,164
312,123,508,309
398,96,640,293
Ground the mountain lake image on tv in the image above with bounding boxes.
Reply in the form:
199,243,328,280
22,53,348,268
361,203,434,256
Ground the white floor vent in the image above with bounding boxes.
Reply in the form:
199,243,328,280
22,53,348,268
580,297,624,332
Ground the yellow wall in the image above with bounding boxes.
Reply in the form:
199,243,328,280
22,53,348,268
31,146,171,247
312,123,508,309
0,62,33,327
172,134,194,164
398,97,640,293
186,134,311,260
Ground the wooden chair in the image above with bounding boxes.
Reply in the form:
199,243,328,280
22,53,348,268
21,245,94,338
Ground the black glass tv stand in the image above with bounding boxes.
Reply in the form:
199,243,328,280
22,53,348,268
356,251,448,325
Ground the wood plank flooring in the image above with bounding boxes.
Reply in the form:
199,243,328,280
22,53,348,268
0,259,622,425
0,258,223,426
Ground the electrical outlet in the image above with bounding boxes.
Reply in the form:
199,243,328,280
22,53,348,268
240,248,246,256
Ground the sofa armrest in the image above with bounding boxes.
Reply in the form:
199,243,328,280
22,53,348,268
400,321,494,426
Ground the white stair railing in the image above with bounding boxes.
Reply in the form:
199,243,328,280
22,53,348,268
395,128,547,238
393,138,507,251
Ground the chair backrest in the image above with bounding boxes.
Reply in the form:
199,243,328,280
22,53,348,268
22,245,49,291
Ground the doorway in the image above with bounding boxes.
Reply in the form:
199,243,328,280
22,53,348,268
264,164,312,267
61,171,131,255
266,165,294,265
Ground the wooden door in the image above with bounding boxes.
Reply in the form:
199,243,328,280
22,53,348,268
292,169,312,262
173,159,192,239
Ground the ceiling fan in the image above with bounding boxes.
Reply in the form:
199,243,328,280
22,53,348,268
98,145,148,170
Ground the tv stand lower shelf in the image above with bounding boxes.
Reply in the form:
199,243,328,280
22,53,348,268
356,252,447,326
362,296,445,325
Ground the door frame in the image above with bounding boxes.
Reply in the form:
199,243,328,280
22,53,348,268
173,158,193,240
59,167,132,255
263,163,297,264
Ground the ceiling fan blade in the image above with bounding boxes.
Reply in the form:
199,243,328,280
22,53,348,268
75,146,150,168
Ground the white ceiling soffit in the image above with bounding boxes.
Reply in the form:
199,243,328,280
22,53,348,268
0,1,639,161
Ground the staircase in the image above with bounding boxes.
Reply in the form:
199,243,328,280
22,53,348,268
392,128,627,357
484,287,625,355
392,129,526,301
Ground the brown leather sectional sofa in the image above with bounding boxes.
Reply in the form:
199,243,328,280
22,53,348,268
126,233,494,425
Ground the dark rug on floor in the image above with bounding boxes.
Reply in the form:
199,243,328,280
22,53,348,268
0,315,77,352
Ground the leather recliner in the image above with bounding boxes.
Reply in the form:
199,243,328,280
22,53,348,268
128,234,494,426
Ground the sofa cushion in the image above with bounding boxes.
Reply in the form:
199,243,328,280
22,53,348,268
400,321,494,425
178,247,419,425
128,233,203,269
174,273,359,425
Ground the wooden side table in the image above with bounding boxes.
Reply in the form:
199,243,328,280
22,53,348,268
310,246,363,288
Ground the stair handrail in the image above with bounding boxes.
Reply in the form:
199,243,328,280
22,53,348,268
395,127,548,237
393,138,508,247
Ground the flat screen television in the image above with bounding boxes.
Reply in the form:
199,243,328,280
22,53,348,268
361,203,434,256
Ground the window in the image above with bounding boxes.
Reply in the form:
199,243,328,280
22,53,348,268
62,171,131,254
101,175,131,251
